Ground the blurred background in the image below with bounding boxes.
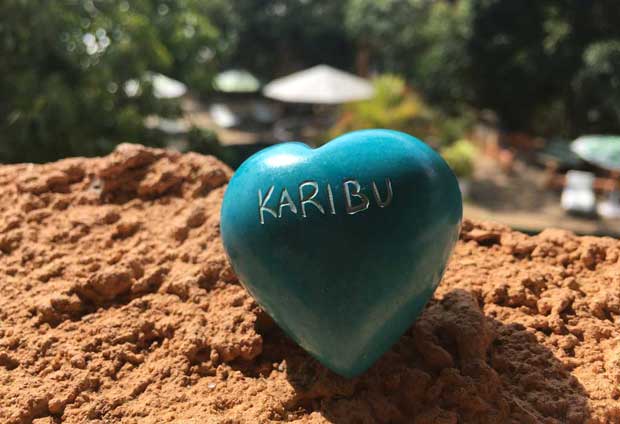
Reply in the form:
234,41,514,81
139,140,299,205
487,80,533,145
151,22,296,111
2,0,620,236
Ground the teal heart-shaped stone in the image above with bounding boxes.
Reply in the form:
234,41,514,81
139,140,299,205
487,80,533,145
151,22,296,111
220,129,462,377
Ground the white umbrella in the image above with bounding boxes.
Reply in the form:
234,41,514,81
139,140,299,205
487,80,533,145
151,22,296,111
123,72,188,99
263,64,374,104
150,72,187,99
213,69,260,93
571,135,620,171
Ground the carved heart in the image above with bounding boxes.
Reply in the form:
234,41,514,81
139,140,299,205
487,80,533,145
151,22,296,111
221,129,462,377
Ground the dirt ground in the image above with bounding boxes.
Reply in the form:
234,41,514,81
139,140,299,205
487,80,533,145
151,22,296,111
1,144,619,423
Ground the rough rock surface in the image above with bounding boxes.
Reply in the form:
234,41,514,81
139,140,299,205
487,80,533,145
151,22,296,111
0,144,619,423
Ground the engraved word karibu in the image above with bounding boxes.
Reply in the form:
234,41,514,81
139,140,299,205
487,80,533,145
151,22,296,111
258,178,393,224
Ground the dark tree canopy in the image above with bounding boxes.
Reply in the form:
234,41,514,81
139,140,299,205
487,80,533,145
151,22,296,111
0,0,225,162
3,0,620,163
222,0,354,78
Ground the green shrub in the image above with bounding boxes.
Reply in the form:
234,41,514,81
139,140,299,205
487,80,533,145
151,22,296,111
328,75,438,143
440,139,476,179
186,127,224,156
328,74,474,147
434,111,476,149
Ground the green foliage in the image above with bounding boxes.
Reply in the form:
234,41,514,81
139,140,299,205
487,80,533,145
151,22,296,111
5,0,620,165
344,0,472,111
467,0,544,130
414,1,473,110
329,75,475,147
146,0,227,92
344,0,423,73
186,127,229,161
466,0,620,135
0,0,223,163
440,139,476,179
341,1,478,143
223,0,353,78
435,112,477,148
344,0,620,136
328,75,437,143
572,40,620,134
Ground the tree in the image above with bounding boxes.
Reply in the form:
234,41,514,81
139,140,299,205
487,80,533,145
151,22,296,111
467,0,620,135
224,0,353,79
328,75,437,142
411,1,474,113
344,0,473,116
0,0,224,163
344,0,425,77
572,41,620,134
467,0,555,131
149,0,236,92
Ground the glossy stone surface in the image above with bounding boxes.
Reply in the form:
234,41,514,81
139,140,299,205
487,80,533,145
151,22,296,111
220,129,462,377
